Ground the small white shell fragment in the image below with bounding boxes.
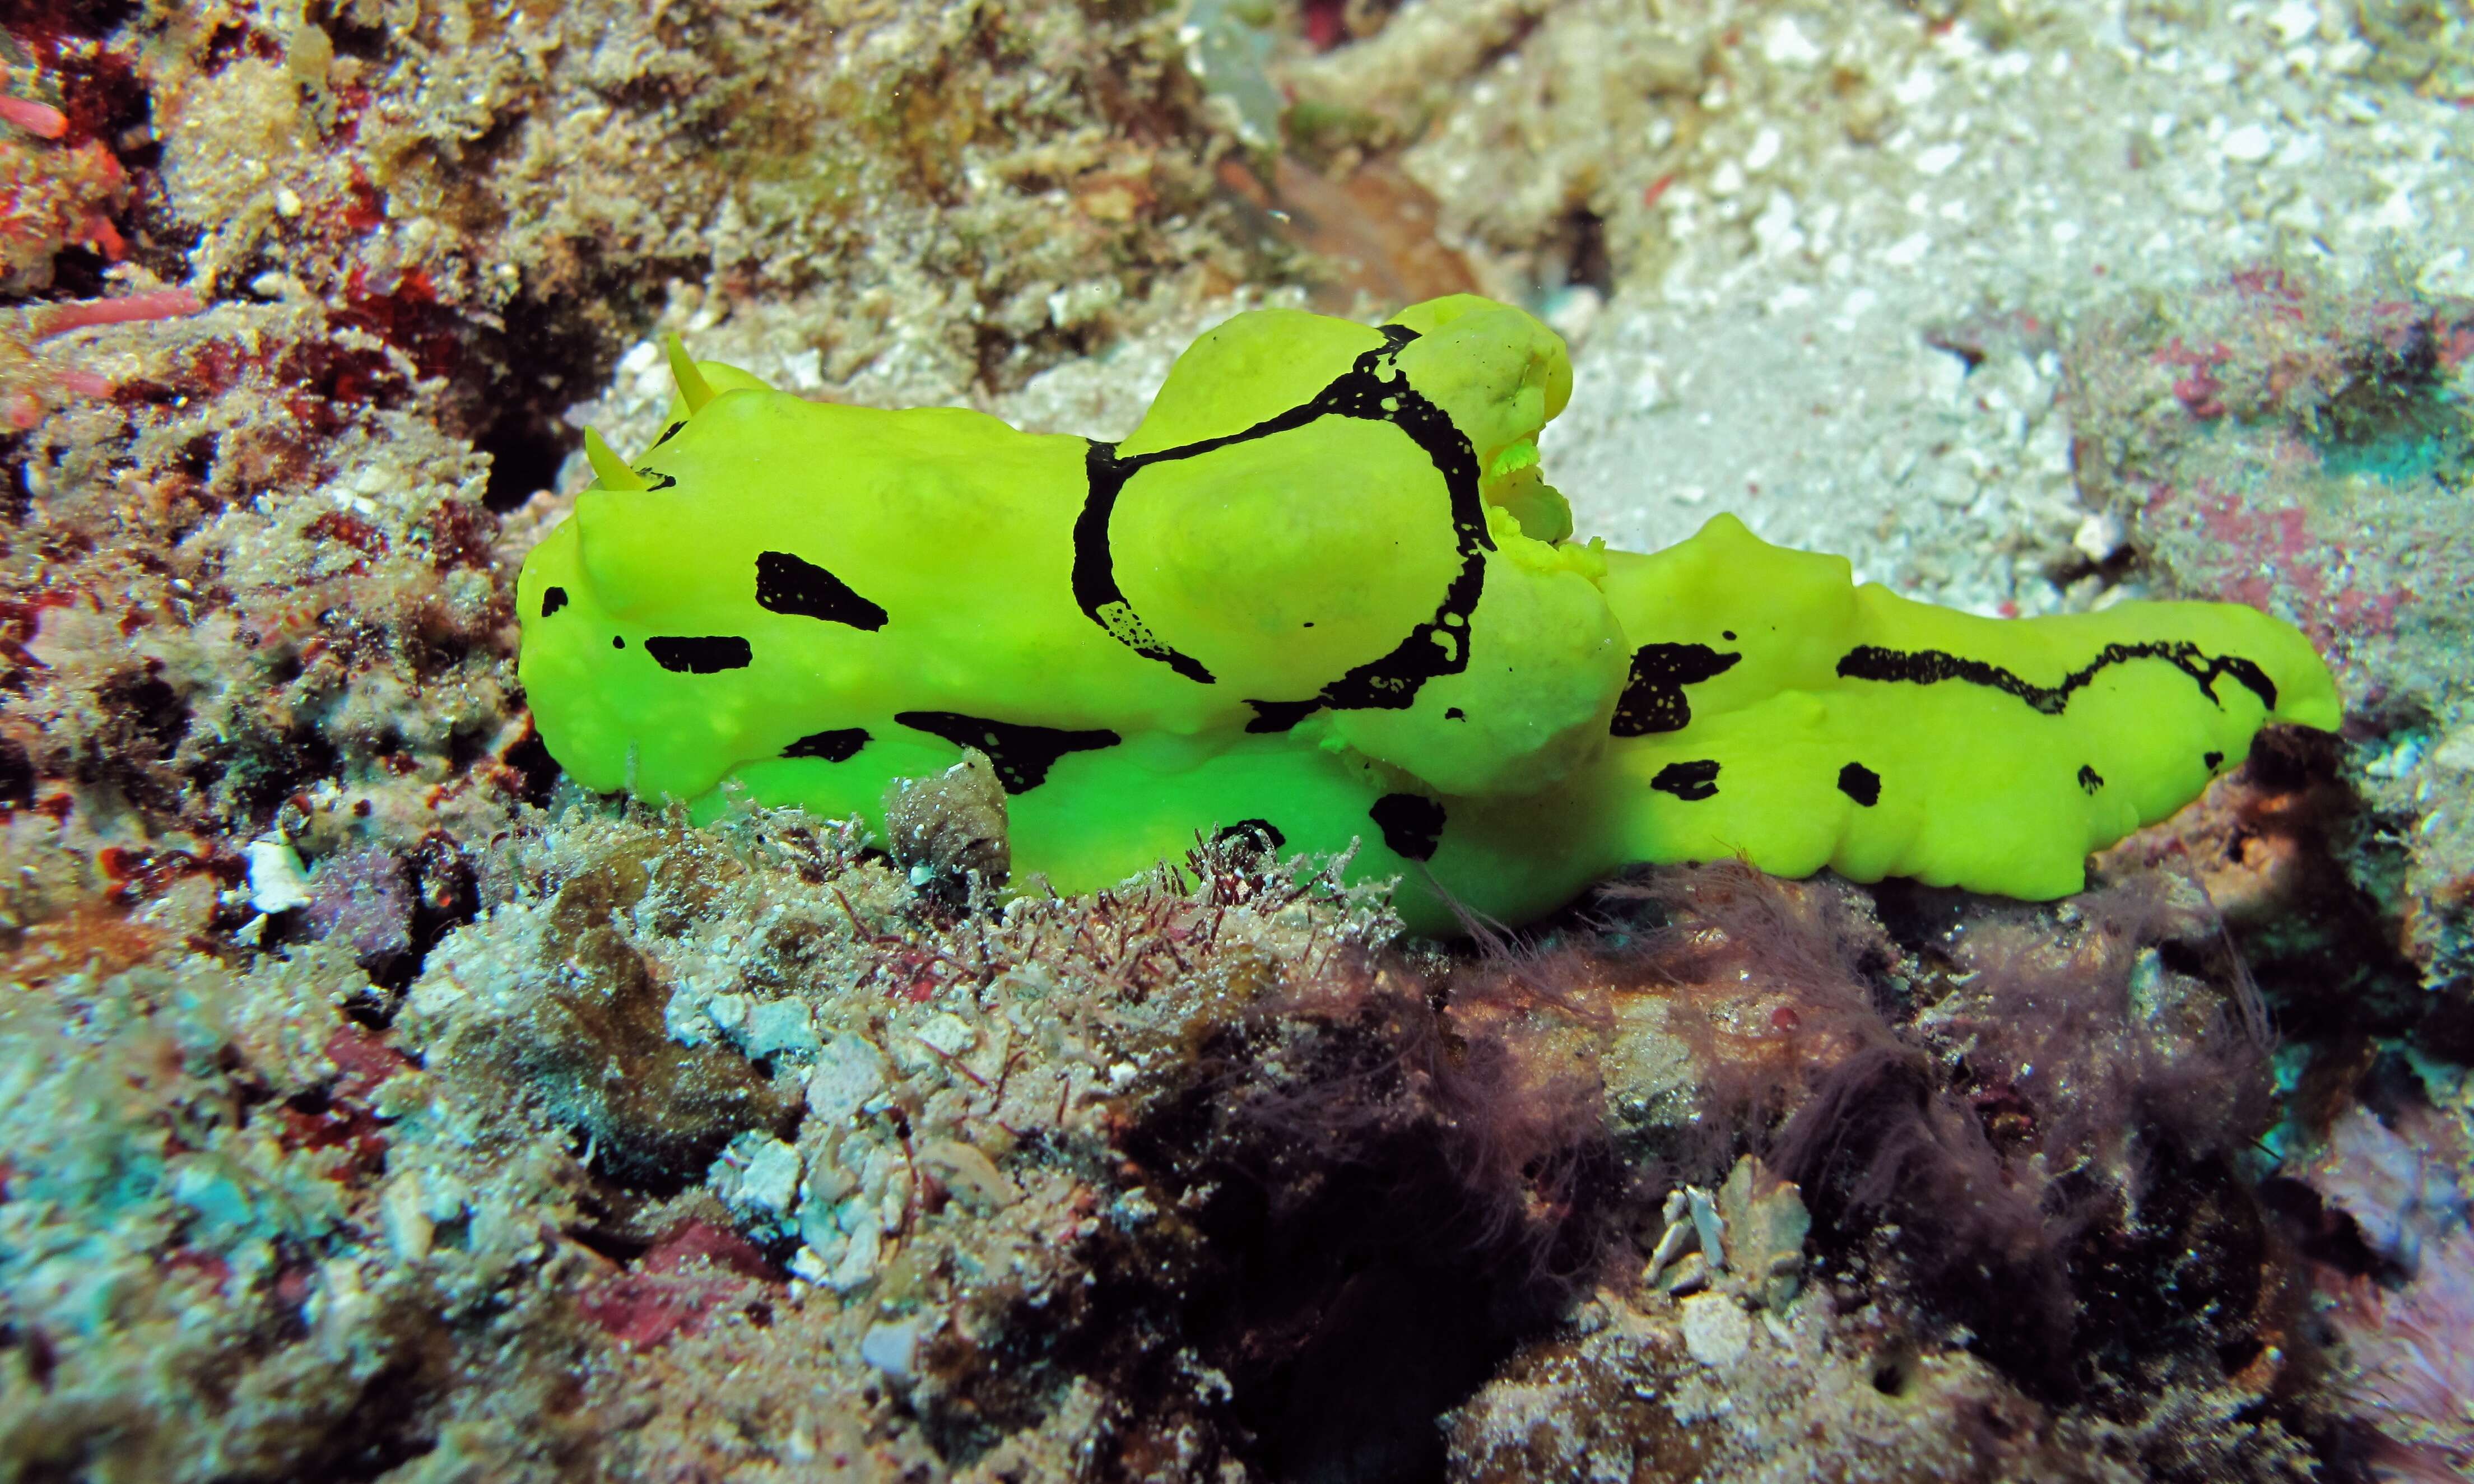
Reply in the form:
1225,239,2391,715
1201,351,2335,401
712,1132,802,1221
245,836,314,914
1647,1217,1694,1278
1687,1185,1728,1272
1680,1291,1752,1367
1913,142,1963,177
915,1012,977,1058
2072,511,2126,564
2429,727,2474,773
808,1033,889,1121
745,998,821,1060
382,1174,433,1262
2221,123,2275,162
920,1137,1020,1207
861,1319,919,1380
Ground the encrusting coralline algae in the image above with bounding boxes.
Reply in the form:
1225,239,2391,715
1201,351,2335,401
3,1,2473,1481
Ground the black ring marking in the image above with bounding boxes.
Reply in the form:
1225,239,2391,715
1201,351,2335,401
648,635,752,673
894,711,1123,794
783,728,871,763
2203,750,2225,771
1612,643,1742,737
1650,760,1720,802
1368,792,1447,861
1837,762,1881,807
1835,641,2277,714
541,585,568,618
1072,323,1494,713
756,551,890,631
2077,764,2105,794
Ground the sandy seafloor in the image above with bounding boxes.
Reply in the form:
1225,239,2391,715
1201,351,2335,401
2,1,2472,1480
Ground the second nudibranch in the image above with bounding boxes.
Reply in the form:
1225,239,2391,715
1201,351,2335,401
516,295,2340,933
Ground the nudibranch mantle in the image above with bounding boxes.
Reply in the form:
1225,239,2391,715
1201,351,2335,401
517,295,2340,933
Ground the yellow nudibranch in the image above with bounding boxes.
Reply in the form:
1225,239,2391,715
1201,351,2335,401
517,296,2340,933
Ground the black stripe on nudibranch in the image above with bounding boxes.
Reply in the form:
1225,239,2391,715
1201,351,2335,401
1835,640,2278,714
541,586,568,618
1837,762,1881,807
1611,643,1742,737
647,636,752,673
783,728,871,763
1244,698,1322,734
1650,760,1721,802
894,711,1122,794
2203,750,2225,770
755,551,890,631
1368,792,1446,862
2077,764,2105,794
652,420,686,448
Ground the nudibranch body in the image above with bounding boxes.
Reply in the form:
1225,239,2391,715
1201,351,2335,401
517,295,2339,932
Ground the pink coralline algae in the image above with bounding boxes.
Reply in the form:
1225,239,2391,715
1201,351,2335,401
2303,1105,2467,1271
2070,270,2468,681
575,1218,782,1349
2151,479,2411,651
2,286,203,427
2329,1230,2474,1483
0,25,135,292
304,842,416,968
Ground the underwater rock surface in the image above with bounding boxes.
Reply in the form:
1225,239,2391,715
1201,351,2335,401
1,2,2470,1481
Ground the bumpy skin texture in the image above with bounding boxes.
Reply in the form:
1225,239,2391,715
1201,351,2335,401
518,296,2341,933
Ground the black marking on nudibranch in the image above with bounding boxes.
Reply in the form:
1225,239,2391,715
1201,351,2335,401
2077,764,2105,794
648,636,752,673
783,728,871,763
1213,818,1288,852
1369,792,1447,861
756,551,890,631
1837,762,1881,807
1611,643,1742,737
1650,760,1721,802
1071,323,1494,711
653,420,686,448
1835,640,2278,714
894,711,1122,794
541,586,568,618
2203,750,2225,771
1244,698,1322,734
